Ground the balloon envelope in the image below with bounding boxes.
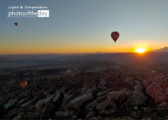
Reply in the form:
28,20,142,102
111,31,119,42
15,22,18,26
20,81,27,88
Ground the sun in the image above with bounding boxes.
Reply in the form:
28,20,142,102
136,48,146,53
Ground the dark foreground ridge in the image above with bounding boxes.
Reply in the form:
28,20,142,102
0,60,168,119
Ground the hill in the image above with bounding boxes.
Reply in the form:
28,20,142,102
151,47,168,52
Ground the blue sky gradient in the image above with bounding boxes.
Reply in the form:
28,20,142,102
0,0,168,54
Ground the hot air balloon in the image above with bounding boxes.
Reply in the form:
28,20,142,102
111,31,119,43
14,22,18,26
134,106,138,111
20,81,27,88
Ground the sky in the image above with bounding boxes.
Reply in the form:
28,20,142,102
0,0,168,55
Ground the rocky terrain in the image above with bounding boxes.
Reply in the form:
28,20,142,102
0,52,168,120
0,61,168,120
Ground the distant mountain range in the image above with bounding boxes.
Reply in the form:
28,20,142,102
150,47,168,52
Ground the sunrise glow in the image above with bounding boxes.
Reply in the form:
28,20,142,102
136,48,146,53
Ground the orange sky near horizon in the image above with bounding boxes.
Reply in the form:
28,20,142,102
0,40,166,55
1,1,168,55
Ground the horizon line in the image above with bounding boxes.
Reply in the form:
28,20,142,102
0,51,167,56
